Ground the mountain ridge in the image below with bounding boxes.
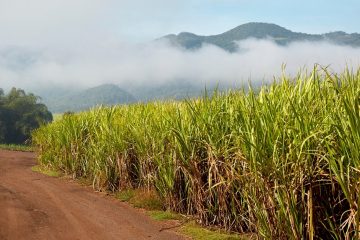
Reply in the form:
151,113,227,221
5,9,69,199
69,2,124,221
43,84,136,113
163,22,360,52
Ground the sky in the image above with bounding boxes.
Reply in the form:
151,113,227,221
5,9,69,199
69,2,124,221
0,0,358,44
0,0,359,92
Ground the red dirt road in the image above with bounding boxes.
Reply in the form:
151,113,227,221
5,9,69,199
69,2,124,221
0,150,185,240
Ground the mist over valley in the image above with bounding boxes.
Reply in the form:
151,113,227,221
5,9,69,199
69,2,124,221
1,22,360,112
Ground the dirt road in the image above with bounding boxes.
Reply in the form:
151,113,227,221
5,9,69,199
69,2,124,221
0,150,184,240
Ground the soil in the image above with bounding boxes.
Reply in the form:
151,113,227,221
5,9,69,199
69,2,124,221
0,150,185,240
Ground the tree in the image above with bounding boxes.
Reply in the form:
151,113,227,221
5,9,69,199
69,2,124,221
0,88,7,142
0,88,53,144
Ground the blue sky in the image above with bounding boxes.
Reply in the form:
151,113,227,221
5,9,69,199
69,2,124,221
105,0,360,41
199,0,359,34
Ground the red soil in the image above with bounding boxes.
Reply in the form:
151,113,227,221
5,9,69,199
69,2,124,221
0,150,185,240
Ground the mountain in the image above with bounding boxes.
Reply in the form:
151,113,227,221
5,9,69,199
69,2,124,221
163,22,360,52
43,84,137,113
126,80,205,102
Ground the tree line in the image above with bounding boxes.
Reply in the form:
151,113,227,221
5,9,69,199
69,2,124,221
0,88,52,144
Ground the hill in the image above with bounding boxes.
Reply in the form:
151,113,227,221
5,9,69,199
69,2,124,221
44,84,136,113
127,80,205,102
163,22,360,52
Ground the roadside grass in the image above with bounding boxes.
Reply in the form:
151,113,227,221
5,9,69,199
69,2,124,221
180,222,252,240
115,189,136,202
31,165,60,177
115,189,247,240
0,144,33,152
148,210,183,221
115,189,163,210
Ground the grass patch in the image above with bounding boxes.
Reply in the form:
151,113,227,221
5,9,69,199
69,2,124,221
180,221,250,240
115,189,163,210
148,210,183,221
115,189,136,202
0,144,33,152
123,193,243,239
31,165,60,177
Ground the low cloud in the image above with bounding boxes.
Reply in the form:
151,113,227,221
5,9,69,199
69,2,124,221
0,39,359,93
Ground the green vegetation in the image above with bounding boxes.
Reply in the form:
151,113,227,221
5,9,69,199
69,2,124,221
52,113,63,121
180,222,248,240
115,189,136,202
0,88,52,144
148,210,183,221
121,192,245,239
115,189,163,210
0,144,33,152
33,66,360,239
31,165,60,177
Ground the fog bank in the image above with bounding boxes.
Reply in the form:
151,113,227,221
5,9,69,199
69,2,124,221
0,39,359,92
